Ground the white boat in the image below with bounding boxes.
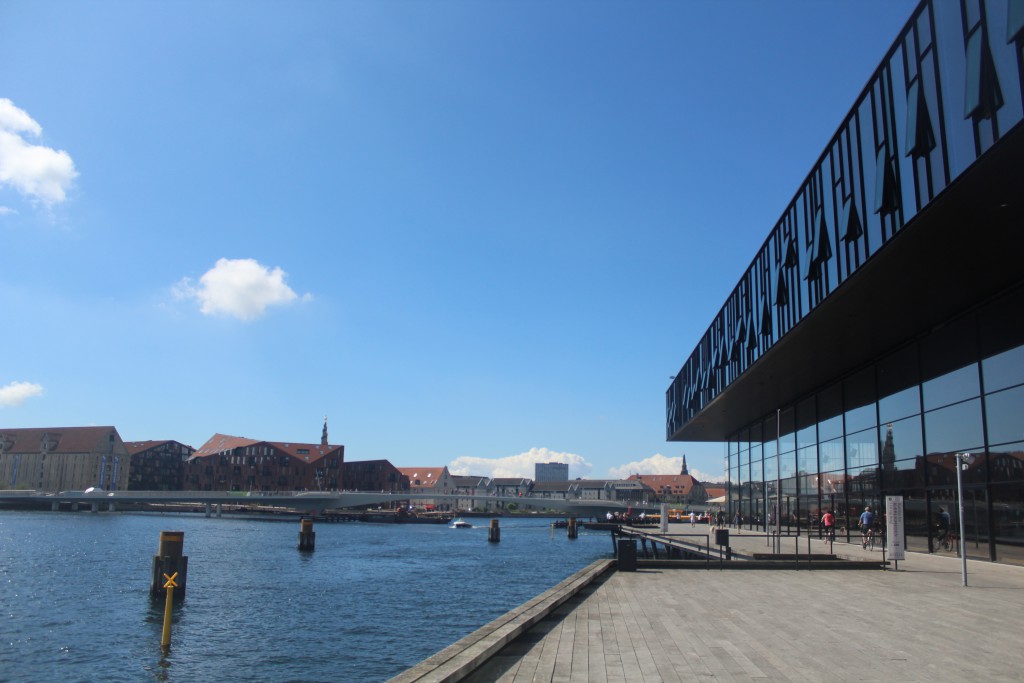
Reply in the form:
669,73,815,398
450,518,472,529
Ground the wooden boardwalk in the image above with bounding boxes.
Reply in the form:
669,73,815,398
461,532,1024,683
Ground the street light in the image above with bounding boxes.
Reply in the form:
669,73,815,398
954,452,976,587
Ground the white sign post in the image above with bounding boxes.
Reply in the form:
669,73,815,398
885,496,905,566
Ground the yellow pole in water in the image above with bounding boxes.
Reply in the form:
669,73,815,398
161,572,178,650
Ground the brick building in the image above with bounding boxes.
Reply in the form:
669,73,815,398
185,423,343,492
125,440,195,490
342,459,409,493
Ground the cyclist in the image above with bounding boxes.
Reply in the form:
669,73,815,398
821,509,835,544
936,506,952,550
859,506,874,549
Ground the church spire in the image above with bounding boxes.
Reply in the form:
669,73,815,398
321,415,328,446
680,453,689,476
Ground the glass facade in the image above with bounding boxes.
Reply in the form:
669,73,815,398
671,0,1024,567
727,287,1024,565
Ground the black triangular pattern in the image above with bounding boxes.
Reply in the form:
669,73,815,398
905,80,936,157
782,236,799,269
775,267,789,307
804,240,820,281
964,29,1004,120
718,339,729,367
760,295,773,337
745,312,758,349
873,148,900,215
815,208,832,263
730,337,742,362
841,196,863,242
734,316,746,344
1010,0,1024,43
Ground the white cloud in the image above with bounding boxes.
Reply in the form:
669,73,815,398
0,206,15,215
448,447,592,480
174,257,311,322
607,453,725,483
607,453,681,479
0,99,77,205
0,381,44,407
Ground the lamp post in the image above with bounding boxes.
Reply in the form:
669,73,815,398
954,452,975,587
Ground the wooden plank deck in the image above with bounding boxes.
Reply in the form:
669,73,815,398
463,539,1024,683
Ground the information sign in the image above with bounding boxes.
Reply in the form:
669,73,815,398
885,496,905,561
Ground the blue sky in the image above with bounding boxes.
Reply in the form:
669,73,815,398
1,0,919,482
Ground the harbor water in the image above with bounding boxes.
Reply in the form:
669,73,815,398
0,511,610,682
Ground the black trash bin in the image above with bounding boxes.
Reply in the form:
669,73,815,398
617,539,637,572
715,529,729,546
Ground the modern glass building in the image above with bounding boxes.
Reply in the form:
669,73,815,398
666,0,1024,565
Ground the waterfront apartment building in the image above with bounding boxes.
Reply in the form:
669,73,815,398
341,459,409,493
397,467,456,510
185,432,344,492
534,462,569,482
451,475,495,511
125,440,195,491
0,426,130,492
491,477,531,499
666,0,1024,564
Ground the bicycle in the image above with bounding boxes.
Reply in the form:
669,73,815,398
865,526,877,551
936,529,956,552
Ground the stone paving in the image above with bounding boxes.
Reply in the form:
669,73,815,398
464,531,1024,683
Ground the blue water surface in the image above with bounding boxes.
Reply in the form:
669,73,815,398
0,512,609,683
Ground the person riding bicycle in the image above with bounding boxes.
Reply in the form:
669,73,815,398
821,510,835,543
936,507,952,548
859,506,874,549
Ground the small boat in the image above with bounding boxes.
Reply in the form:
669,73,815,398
450,518,472,529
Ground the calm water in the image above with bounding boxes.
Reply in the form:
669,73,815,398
0,512,610,682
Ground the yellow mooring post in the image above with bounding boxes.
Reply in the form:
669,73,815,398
488,519,500,543
567,516,578,539
161,571,178,650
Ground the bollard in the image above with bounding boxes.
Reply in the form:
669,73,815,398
150,531,188,602
488,519,500,543
617,538,637,571
298,516,316,551
567,516,578,539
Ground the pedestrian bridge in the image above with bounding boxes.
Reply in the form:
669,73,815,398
0,489,657,518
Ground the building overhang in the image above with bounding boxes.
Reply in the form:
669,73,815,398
672,121,1024,442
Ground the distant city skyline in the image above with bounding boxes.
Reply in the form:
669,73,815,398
1,1,917,483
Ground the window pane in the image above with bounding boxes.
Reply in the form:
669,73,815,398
880,416,924,463
988,442,1024,485
846,403,877,434
924,399,984,454
983,345,1024,393
797,423,816,451
798,445,818,475
923,364,980,411
818,414,843,443
879,386,921,423
780,452,796,478
779,408,795,454
882,457,926,489
847,427,880,470
986,385,1024,446
819,437,845,472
